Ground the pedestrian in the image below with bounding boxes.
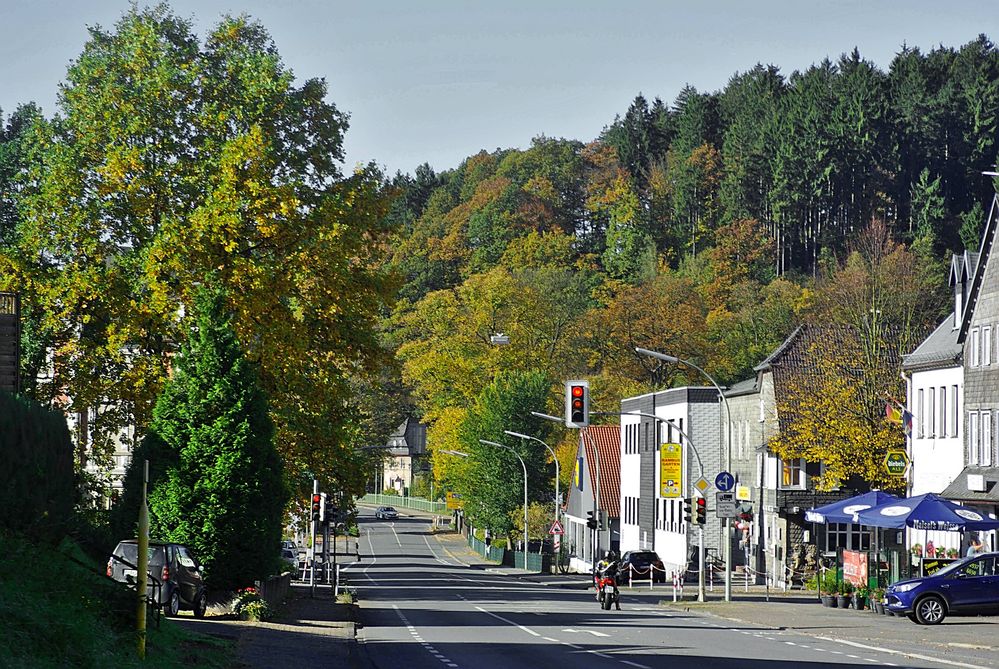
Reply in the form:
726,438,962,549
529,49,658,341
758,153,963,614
966,535,984,557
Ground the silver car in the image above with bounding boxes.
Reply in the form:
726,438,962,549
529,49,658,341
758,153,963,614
374,506,399,520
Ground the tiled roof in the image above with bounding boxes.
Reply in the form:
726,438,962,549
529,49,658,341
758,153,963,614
901,313,962,371
958,195,999,343
940,465,999,503
582,425,620,518
723,376,758,398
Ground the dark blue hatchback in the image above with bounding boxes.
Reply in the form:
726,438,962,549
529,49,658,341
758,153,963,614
886,552,999,624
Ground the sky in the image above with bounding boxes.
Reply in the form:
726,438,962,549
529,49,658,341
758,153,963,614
2,1,998,177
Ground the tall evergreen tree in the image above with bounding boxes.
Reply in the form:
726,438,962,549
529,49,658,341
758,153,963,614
146,286,286,591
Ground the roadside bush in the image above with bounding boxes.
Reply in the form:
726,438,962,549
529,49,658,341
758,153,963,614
0,390,75,541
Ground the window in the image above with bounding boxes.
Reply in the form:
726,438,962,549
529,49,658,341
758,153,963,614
781,458,804,489
826,523,872,551
982,412,993,467
940,387,947,438
985,327,993,366
917,389,925,438
951,386,959,437
972,327,981,367
969,411,980,465
929,387,936,437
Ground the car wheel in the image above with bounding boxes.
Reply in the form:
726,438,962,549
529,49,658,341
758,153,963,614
193,591,208,619
914,595,946,625
165,589,181,617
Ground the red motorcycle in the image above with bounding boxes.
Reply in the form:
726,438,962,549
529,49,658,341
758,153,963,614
594,571,620,610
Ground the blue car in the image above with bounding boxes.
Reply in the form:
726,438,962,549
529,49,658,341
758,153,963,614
886,552,999,624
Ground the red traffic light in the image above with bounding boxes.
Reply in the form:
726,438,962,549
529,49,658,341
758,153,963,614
312,494,321,505
571,385,584,398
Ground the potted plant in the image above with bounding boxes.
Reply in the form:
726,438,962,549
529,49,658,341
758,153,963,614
947,547,959,559
853,584,869,611
817,568,838,607
837,581,854,609
872,587,886,614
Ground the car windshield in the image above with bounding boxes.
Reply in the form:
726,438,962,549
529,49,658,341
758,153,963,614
627,552,657,563
115,543,165,566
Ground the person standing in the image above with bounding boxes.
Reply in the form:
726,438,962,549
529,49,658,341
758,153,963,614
966,535,984,557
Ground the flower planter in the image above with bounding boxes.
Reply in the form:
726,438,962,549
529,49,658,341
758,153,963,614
820,595,836,607
837,595,851,609
874,601,886,614
853,596,866,611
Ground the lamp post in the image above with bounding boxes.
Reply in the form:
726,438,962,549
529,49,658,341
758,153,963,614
480,439,529,566
635,347,734,602
592,410,706,602
504,430,559,529
532,411,603,570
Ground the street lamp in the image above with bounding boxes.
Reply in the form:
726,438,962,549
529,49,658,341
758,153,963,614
592,410,706,602
635,346,734,602
480,439,529,566
504,430,559,530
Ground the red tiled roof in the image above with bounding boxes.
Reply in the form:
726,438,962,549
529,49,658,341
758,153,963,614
582,425,620,518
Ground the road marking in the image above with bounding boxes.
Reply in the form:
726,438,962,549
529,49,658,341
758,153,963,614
390,522,402,547
393,605,460,669
561,628,610,637
474,606,540,636
621,662,651,669
815,636,993,669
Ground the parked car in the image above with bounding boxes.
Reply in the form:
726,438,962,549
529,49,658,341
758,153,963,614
619,550,666,583
107,540,208,618
886,552,999,624
374,506,399,520
281,548,299,568
282,539,297,552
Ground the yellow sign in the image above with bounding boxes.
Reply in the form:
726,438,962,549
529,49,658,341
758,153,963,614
736,485,752,501
659,442,683,498
446,492,464,510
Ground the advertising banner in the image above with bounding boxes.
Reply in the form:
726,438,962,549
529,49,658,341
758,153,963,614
843,549,868,587
659,442,682,498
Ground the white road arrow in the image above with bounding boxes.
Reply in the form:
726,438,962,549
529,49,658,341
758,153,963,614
562,628,610,637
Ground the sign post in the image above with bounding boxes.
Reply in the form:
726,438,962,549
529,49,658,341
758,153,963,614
884,450,910,477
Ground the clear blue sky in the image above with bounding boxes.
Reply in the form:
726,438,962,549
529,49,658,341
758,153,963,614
1,1,997,176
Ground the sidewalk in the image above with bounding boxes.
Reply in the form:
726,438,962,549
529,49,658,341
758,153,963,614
176,584,361,669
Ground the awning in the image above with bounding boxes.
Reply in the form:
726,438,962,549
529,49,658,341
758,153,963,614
853,492,999,531
804,490,900,524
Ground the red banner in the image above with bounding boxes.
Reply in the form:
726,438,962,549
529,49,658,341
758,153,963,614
843,549,868,587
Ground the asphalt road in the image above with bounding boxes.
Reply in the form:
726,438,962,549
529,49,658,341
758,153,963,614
345,509,962,669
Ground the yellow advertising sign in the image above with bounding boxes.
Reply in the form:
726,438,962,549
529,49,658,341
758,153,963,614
446,492,464,510
659,442,682,498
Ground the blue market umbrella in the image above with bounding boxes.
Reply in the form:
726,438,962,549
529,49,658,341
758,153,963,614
804,491,901,525
853,493,999,531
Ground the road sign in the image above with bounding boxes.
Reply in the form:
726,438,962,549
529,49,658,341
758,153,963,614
549,520,565,535
660,442,683,498
884,450,910,477
446,492,464,509
735,485,752,501
716,492,737,518
715,471,735,492
693,476,710,497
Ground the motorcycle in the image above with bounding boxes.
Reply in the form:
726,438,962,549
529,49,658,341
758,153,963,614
594,571,620,610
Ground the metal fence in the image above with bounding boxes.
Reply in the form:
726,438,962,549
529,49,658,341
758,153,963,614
358,493,448,514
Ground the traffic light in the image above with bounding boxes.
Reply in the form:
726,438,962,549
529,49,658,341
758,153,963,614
683,498,693,524
318,492,328,523
586,510,598,530
325,498,338,525
695,497,707,525
311,493,322,522
565,380,590,427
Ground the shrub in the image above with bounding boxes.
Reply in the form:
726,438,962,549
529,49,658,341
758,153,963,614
232,587,271,621
0,390,76,541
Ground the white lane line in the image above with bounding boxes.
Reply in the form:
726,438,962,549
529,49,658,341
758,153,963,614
393,605,460,669
390,522,402,547
474,606,540,637
621,662,651,669
814,636,993,669
424,535,458,566
542,637,559,642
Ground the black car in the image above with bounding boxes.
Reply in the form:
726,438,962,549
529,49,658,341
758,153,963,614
886,552,999,624
107,540,208,618
620,550,666,583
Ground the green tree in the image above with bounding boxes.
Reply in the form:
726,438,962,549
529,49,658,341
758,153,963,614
145,287,286,590
454,371,553,534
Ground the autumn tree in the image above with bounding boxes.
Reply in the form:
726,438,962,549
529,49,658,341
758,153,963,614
1,6,394,496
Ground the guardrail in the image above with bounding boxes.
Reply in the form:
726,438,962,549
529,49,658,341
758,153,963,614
358,493,448,514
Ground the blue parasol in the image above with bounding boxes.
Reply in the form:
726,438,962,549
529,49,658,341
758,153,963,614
852,493,999,531
804,490,901,525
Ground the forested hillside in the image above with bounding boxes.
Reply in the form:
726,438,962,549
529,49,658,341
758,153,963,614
382,39,994,486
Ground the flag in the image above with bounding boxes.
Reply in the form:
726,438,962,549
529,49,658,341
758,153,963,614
886,403,902,424
902,410,913,437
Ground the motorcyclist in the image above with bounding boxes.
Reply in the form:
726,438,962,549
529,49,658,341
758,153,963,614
595,550,621,610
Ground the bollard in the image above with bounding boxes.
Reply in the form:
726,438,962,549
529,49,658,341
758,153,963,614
672,571,678,602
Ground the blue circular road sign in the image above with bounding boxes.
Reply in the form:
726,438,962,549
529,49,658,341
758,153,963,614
715,471,735,492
